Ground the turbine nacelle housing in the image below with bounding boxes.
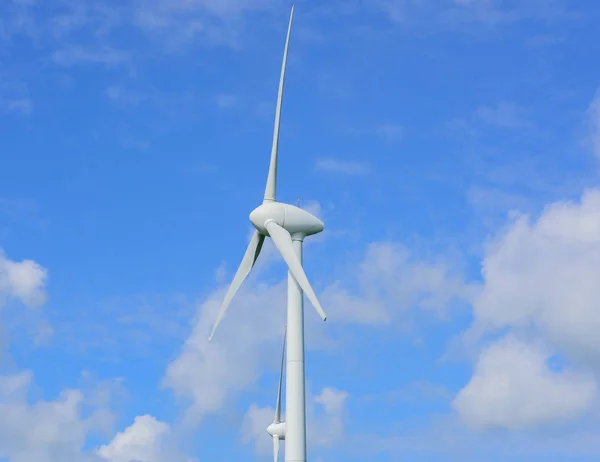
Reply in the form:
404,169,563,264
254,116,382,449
250,202,324,238
266,421,286,440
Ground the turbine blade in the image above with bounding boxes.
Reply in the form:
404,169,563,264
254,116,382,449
265,221,327,321
209,231,265,340
274,326,286,423
273,435,280,462
263,5,295,203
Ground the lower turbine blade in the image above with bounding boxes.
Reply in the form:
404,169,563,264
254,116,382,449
209,231,265,340
265,221,327,321
274,326,286,423
273,436,280,462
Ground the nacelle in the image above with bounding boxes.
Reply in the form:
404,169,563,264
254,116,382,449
250,202,324,238
266,421,286,440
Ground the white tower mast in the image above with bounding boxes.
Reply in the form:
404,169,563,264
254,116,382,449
285,236,307,462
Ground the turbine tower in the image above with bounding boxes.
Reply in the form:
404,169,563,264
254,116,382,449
208,5,326,462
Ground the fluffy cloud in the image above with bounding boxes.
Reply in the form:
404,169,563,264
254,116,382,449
456,188,600,430
1,0,279,57
0,251,98,462
374,0,571,27
313,387,349,446
132,0,280,48
135,0,276,21
0,247,178,462
469,188,600,364
163,239,470,421
0,371,114,462
314,158,371,176
453,335,597,430
334,242,472,320
0,249,47,308
162,277,289,421
97,415,186,462
475,102,534,128
0,369,186,462
241,386,349,454
241,403,275,452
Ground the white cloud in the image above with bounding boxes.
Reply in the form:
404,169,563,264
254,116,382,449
320,281,388,326
468,188,600,364
51,46,130,67
0,370,114,462
0,78,32,116
97,415,184,462
240,403,275,452
162,279,289,421
0,249,176,462
49,0,123,38
453,335,598,430
0,370,32,399
466,185,532,216
351,413,600,459
135,0,275,22
475,102,534,128
455,187,600,431
0,248,47,308
6,98,32,115
315,158,371,176
132,0,277,47
2,0,277,50
0,368,186,462
313,387,348,445
163,239,470,421
346,242,472,319
374,0,571,27
241,386,349,454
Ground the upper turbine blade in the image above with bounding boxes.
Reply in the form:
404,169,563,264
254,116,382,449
209,230,265,340
274,326,286,423
273,435,280,462
263,5,295,203
265,221,327,321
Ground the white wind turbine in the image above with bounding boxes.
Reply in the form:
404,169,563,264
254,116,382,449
267,328,287,462
208,5,326,462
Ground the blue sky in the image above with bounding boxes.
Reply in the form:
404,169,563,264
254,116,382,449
2,0,600,460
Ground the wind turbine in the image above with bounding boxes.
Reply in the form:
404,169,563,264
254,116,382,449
267,328,287,462
208,5,326,462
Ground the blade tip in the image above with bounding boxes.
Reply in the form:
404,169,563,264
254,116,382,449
208,327,217,341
